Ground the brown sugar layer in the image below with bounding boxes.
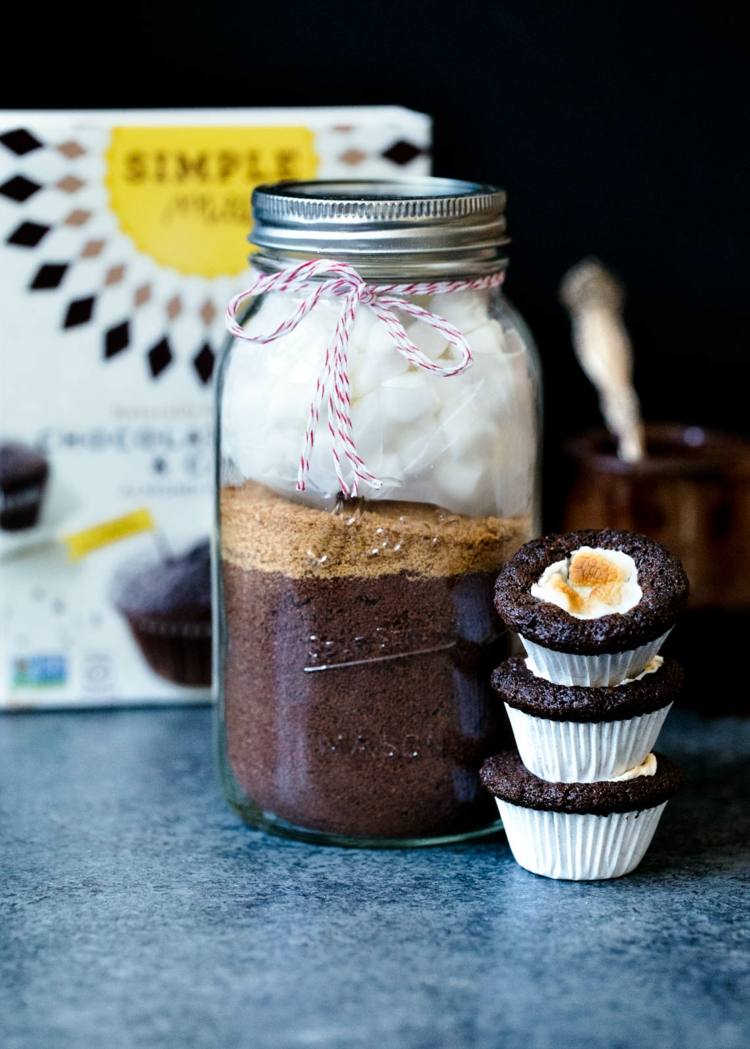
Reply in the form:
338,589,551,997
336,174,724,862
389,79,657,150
220,481,531,580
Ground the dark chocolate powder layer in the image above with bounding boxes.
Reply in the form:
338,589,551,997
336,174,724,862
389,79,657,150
494,529,689,654
221,563,512,839
492,656,683,722
480,750,683,815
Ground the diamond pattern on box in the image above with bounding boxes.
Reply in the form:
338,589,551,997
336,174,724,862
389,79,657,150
81,239,105,258
0,129,43,156
1,110,431,401
63,296,95,328
57,176,85,194
30,263,68,290
381,140,424,166
7,221,50,248
0,175,42,202
148,337,173,377
57,140,86,159
64,209,91,227
104,264,126,286
200,299,216,326
193,343,215,385
340,149,367,166
104,321,130,358
134,283,152,307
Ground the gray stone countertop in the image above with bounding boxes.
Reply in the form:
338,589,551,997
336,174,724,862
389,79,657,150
1,707,748,1049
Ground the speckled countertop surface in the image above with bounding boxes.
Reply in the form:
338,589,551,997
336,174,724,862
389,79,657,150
1,707,748,1049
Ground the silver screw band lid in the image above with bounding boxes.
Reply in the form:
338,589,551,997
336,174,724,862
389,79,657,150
250,178,509,279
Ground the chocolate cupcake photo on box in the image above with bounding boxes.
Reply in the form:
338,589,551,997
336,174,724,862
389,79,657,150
0,440,50,532
0,439,85,563
111,537,212,688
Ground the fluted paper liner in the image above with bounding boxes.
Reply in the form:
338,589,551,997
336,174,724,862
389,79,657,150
505,703,672,783
520,630,671,687
497,799,668,880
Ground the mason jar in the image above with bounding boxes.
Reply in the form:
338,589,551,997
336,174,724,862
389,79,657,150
215,178,541,846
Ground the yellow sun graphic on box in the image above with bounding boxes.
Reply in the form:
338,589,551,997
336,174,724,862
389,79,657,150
106,126,318,278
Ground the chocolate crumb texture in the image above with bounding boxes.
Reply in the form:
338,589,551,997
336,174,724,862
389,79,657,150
491,655,684,722
480,749,684,815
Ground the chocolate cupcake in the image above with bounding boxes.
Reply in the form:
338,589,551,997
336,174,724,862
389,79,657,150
492,655,683,782
481,750,683,880
494,529,689,686
0,441,49,532
113,539,212,687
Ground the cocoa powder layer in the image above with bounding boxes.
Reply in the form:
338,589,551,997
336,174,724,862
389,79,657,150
221,563,509,838
220,481,531,579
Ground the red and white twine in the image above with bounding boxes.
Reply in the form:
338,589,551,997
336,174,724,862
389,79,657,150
225,258,505,497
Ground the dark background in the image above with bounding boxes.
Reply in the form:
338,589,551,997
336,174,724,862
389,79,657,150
2,0,747,521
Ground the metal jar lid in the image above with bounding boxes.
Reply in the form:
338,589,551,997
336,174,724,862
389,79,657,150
249,178,509,280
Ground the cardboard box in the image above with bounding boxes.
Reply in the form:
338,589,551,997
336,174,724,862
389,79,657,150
0,107,431,709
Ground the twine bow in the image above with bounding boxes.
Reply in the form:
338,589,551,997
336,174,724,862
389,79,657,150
225,258,505,497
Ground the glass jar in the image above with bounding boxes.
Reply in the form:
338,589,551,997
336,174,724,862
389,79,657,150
215,178,541,846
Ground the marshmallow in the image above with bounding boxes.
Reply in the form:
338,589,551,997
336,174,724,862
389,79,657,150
352,324,410,398
427,289,491,333
223,285,536,516
381,371,440,426
609,753,657,782
467,320,507,356
242,290,295,334
405,319,449,361
531,548,642,619
436,399,497,462
351,390,385,462
433,458,490,515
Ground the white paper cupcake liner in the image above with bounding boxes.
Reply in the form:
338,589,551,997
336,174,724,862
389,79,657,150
496,799,668,880
520,630,672,687
505,703,672,783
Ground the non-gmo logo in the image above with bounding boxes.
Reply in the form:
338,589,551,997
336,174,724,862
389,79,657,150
12,655,67,687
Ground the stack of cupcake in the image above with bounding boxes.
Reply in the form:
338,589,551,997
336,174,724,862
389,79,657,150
481,529,689,881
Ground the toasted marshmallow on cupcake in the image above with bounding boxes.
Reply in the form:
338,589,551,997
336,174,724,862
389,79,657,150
530,546,642,619
494,529,689,687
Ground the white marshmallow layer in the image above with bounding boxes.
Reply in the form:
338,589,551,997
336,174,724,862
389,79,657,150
221,289,536,516
496,799,668,880
505,704,672,783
